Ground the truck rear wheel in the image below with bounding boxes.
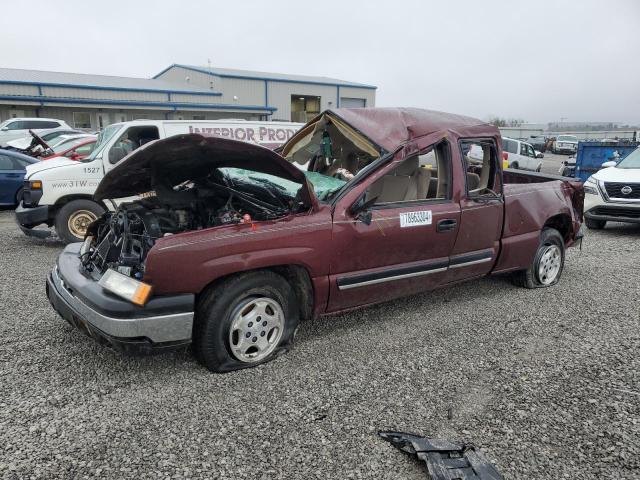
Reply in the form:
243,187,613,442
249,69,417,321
55,199,105,244
513,228,565,289
194,271,300,373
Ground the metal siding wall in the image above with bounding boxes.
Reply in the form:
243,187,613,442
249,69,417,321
339,87,376,107
155,66,220,92
0,84,39,96
168,111,257,121
170,93,221,104
41,86,166,102
0,106,38,121
268,83,336,121
218,77,264,106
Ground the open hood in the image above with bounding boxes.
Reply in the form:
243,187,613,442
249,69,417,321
94,134,309,201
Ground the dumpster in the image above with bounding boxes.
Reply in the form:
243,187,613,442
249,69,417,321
561,141,639,181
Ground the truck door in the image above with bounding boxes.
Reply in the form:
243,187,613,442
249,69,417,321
327,141,460,312
447,138,504,283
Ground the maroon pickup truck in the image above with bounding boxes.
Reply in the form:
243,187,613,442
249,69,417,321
46,108,584,372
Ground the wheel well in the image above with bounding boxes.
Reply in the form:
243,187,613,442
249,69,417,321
544,214,572,242
54,195,108,210
198,265,315,322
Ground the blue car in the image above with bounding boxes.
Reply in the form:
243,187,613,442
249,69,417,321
0,149,39,206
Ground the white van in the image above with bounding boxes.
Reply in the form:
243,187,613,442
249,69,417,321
16,119,303,243
501,137,543,172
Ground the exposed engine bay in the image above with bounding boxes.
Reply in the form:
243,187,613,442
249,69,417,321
82,171,304,280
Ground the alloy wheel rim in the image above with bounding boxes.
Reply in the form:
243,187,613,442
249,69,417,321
228,297,284,363
538,244,561,285
68,210,98,238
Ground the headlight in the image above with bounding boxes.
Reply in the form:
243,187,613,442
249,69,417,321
584,176,598,195
98,269,152,306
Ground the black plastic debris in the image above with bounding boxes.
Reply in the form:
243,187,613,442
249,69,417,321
378,431,503,480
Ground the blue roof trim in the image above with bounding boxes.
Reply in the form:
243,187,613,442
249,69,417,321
0,95,276,112
154,64,378,90
0,79,223,97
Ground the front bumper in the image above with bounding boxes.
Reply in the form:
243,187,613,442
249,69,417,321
46,243,195,353
584,191,640,224
15,202,51,238
584,206,640,224
556,147,577,154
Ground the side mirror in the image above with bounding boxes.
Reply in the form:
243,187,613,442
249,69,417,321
108,146,127,164
601,161,617,168
536,152,544,158
68,152,80,160
350,194,377,225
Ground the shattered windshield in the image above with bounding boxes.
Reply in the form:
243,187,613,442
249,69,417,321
219,168,347,202
281,113,382,202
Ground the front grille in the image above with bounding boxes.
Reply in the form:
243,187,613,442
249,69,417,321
592,206,640,219
603,182,640,199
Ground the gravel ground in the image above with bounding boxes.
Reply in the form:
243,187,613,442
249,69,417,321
539,152,567,175
0,209,638,479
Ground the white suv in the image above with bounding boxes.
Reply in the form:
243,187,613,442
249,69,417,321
502,137,543,171
583,147,640,229
0,118,71,146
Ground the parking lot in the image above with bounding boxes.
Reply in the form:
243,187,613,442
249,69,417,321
539,151,566,175
0,207,638,479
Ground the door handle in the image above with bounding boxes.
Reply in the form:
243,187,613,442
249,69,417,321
437,219,457,232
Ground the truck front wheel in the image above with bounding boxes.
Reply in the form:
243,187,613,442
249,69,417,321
513,228,565,289
55,199,105,244
194,271,300,373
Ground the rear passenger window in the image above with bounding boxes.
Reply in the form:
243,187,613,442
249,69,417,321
460,139,501,197
365,141,451,204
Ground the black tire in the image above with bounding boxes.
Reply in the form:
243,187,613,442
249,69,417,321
55,199,105,244
193,270,300,373
14,187,23,205
513,228,565,289
585,217,606,230
510,161,519,170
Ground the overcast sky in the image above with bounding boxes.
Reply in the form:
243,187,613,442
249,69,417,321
1,0,638,124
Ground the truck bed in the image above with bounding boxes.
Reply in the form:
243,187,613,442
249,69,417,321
491,168,584,274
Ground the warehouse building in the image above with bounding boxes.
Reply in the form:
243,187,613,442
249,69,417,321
0,64,376,128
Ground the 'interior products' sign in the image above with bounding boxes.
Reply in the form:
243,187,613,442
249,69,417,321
188,125,297,146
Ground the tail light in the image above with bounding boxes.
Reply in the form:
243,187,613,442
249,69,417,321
502,152,509,161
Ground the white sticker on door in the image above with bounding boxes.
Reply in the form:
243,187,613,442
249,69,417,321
399,210,432,227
